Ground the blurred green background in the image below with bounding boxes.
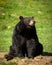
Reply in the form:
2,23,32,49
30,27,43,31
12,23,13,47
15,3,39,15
0,0,52,52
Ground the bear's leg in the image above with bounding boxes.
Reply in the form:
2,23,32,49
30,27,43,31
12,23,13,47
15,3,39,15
36,43,43,55
22,44,28,57
16,47,25,58
14,37,26,58
27,39,36,58
5,46,17,61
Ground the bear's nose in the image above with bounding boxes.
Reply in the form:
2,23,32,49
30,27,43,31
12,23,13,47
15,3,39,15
29,20,34,26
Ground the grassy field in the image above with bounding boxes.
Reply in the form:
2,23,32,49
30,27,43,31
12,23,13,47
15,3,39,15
0,0,52,53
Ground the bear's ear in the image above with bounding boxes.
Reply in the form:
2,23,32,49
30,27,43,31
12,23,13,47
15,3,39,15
32,16,34,19
32,16,36,23
19,16,24,20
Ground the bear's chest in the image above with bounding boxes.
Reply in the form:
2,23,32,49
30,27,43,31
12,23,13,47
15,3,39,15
20,28,34,39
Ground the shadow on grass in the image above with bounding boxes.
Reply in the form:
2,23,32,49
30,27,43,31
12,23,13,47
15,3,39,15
42,52,52,56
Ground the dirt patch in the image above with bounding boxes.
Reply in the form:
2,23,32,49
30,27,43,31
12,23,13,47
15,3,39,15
0,52,52,65
17,56,52,65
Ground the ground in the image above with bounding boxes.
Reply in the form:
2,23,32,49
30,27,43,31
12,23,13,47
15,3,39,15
0,52,52,65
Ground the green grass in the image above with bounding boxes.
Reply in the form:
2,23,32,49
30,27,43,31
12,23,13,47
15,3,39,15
0,58,16,65
0,0,52,52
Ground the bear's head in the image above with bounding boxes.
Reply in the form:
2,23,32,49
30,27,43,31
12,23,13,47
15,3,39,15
19,16,35,28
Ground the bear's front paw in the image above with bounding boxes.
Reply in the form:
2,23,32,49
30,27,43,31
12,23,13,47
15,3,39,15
5,54,13,61
28,56,34,59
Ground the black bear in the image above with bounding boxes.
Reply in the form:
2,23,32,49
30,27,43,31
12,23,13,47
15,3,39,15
5,16,43,61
